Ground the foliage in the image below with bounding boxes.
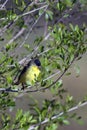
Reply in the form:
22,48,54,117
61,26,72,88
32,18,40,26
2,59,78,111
0,0,87,130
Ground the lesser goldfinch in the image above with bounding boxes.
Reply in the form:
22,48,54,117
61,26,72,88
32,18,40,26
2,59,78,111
14,58,41,89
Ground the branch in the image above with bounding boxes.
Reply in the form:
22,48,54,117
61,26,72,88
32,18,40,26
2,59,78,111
28,101,87,130
6,15,30,45
19,4,48,48
0,0,8,9
25,55,76,93
0,56,75,93
0,1,36,36
19,5,48,18
43,70,61,82
6,47,54,68
0,70,60,93
7,28,25,44
0,4,48,54
0,87,19,93
21,5,74,60
5,3,48,45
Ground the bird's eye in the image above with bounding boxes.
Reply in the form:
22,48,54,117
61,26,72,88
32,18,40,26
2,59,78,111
34,59,41,66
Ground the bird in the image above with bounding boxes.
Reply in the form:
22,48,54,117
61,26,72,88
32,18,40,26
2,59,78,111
14,58,41,89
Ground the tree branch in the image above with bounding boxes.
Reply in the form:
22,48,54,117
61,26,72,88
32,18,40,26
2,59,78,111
21,4,74,60
19,4,48,48
0,1,36,36
19,5,48,18
0,56,76,93
0,0,8,9
6,15,30,45
28,101,87,130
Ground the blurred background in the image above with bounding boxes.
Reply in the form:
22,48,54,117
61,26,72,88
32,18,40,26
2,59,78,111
0,0,87,130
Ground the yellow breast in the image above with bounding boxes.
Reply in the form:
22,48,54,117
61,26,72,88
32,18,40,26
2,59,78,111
19,65,41,85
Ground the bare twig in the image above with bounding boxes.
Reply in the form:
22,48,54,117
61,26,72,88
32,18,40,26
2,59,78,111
7,28,25,44
19,4,48,48
19,5,48,18
0,0,9,9
0,1,36,36
43,71,61,82
5,4,48,45
7,15,31,45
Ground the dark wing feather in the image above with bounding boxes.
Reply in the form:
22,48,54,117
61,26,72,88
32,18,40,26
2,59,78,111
18,60,32,81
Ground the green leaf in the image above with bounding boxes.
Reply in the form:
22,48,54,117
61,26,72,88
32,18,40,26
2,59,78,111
64,0,73,7
39,45,44,52
45,10,53,20
16,0,18,5
74,65,80,77
66,72,71,75
69,23,74,31
63,119,70,125
39,9,44,16
16,109,23,121
6,75,12,84
46,123,58,130
6,44,11,51
57,80,63,88
24,44,30,50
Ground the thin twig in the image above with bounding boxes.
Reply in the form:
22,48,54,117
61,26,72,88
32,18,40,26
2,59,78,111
0,0,9,9
0,1,35,36
19,5,48,18
7,28,26,44
19,4,48,48
7,15,31,45
28,101,87,130
43,71,61,82
2,4,48,50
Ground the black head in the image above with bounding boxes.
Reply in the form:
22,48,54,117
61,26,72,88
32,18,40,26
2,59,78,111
34,59,41,67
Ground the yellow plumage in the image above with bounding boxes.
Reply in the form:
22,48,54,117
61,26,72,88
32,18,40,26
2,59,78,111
19,65,41,85
14,59,41,89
